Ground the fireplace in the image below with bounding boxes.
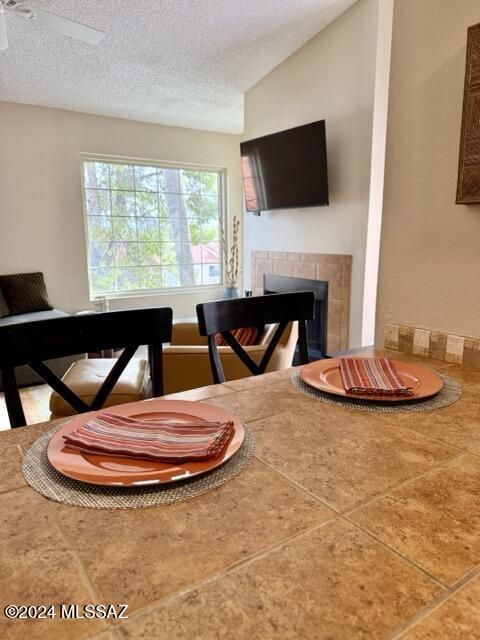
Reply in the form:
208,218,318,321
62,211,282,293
264,274,328,361
251,251,351,353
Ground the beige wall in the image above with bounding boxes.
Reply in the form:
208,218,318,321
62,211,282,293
376,0,480,342
243,0,381,347
0,101,241,316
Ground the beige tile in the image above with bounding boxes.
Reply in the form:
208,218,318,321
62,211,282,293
327,334,341,353
292,261,316,279
342,259,352,285
462,346,480,370
118,520,441,640
440,363,480,388
413,329,431,357
398,326,414,353
350,454,480,586
298,252,324,262
0,488,106,640
315,262,342,289
429,332,447,361
318,254,351,264
340,324,349,349
272,260,294,277
0,445,26,493
328,299,342,334
205,380,316,422
399,574,480,639
446,335,465,356
223,367,298,391
163,384,233,401
413,329,431,349
267,251,288,260
251,251,268,260
445,335,465,364
250,254,256,289
385,324,400,350
377,389,480,449
253,259,272,288
0,422,51,447
59,459,332,613
251,404,457,511
382,349,451,372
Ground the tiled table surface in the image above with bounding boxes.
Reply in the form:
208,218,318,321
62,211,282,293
1,348,480,639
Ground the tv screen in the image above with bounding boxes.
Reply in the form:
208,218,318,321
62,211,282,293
240,120,329,214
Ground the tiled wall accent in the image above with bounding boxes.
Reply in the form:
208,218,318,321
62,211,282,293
384,323,480,368
251,251,352,352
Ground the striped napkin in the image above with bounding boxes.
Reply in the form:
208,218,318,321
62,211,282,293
339,357,413,396
63,412,235,462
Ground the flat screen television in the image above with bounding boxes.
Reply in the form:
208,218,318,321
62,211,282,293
240,120,328,214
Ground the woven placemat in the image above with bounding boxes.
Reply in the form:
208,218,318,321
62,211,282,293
291,371,461,412
22,425,255,509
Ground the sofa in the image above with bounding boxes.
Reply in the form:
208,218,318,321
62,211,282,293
0,282,81,389
162,321,299,394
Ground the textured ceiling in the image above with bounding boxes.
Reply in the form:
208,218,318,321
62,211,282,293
0,0,357,133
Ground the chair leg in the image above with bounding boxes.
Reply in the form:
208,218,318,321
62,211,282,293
297,320,310,365
2,368,27,428
149,344,164,397
207,335,226,384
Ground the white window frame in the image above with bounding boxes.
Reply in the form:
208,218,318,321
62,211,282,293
80,153,227,300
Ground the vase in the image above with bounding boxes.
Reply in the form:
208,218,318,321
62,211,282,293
222,286,240,299
94,296,109,312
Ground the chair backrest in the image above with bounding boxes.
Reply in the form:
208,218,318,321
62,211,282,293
196,292,315,384
0,307,172,428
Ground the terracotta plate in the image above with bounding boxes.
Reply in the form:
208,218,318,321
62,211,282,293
300,358,444,402
47,399,245,486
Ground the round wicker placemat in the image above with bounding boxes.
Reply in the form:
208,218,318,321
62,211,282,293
291,371,461,413
22,425,255,509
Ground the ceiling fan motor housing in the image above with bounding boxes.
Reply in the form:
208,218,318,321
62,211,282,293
0,0,105,47
4,0,33,12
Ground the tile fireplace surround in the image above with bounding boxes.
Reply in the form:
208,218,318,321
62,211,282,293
251,251,352,352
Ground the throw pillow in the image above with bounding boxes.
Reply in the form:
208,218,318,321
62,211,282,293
216,326,259,347
0,289,9,317
0,272,53,316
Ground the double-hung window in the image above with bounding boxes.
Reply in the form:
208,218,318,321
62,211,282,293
82,158,224,297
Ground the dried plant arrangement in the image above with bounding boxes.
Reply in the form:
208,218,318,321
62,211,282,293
219,215,240,289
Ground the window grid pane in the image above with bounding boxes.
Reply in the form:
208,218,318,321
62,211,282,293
83,161,223,295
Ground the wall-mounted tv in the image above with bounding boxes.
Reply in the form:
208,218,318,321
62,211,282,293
240,120,329,215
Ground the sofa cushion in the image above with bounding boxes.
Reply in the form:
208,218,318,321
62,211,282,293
0,272,53,315
0,289,9,317
49,358,150,416
0,308,68,327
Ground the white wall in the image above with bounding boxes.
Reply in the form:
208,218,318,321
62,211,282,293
376,0,480,342
0,101,242,316
242,0,382,347
361,0,394,345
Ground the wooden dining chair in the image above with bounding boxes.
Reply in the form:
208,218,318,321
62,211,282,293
196,291,315,384
0,307,172,428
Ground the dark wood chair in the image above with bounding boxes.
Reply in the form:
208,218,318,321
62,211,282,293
0,307,172,428
196,292,315,384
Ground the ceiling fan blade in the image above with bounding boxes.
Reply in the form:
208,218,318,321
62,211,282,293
0,11,9,50
30,7,104,45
